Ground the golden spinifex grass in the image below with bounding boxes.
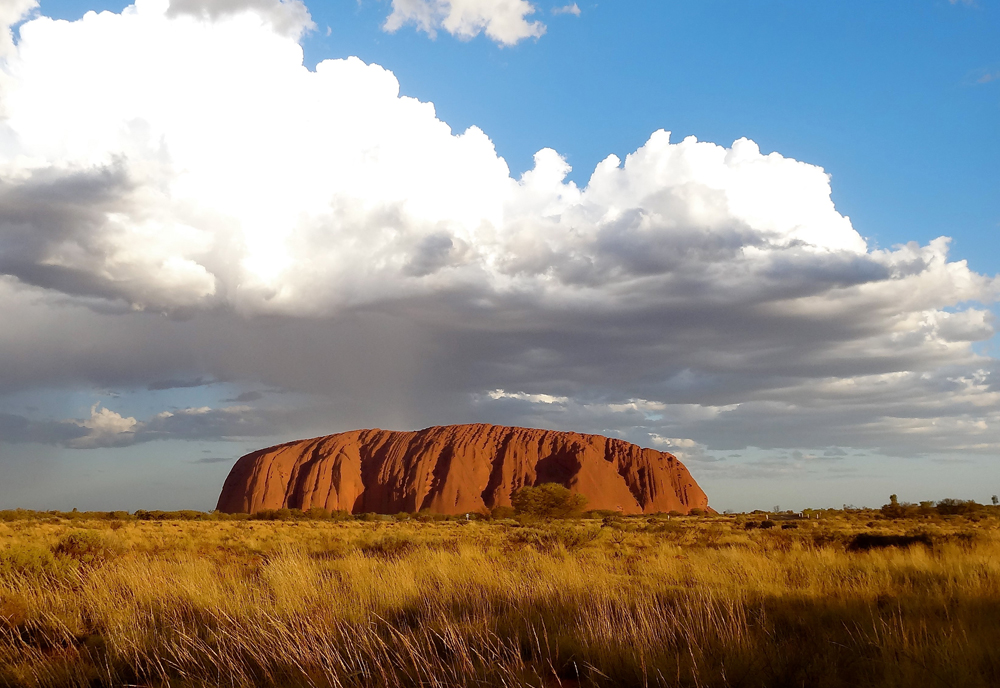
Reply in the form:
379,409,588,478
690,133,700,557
1,514,999,687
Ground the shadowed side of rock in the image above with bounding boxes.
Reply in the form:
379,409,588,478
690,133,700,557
216,424,710,515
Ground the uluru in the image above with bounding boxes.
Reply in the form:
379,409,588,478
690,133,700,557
217,424,710,515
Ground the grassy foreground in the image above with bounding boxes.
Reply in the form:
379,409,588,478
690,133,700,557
1,511,999,687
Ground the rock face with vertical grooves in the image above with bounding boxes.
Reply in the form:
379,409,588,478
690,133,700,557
216,424,710,515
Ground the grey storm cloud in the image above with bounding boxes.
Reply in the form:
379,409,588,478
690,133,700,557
147,378,214,391
166,0,315,39
222,391,265,403
0,412,87,445
0,164,135,301
136,405,284,443
0,1,997,467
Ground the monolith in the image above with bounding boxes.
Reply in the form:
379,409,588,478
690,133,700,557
216,424,710,515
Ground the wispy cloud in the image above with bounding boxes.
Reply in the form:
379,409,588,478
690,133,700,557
147,378,214,391
222,391,264,403
190,456,237,465
10,403,288,450
552,3,580,16
487,389,568,404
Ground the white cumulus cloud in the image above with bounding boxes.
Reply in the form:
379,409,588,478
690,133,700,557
383,0,545,45
0,1,927,317
68,403,137,448
0,0,997,467
0,0,35,57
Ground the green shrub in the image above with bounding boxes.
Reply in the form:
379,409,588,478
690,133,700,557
490,506,516,520
251,508,295,521
0,509,43,522
0,545,60,578
583,510,620,519
511,483,588,519
215,511,250,520
553,526,601,551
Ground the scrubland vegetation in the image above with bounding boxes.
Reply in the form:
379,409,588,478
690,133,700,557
1,499,999,687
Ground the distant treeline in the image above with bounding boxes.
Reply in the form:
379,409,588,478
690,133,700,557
0,507,644,523
0,498,997,523
879,495,998,519
2,484,998,523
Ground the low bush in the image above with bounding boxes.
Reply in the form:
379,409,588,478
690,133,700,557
53,530,124,564
0,545,60,578
358,535,418,559
0,509,37,522
134,509,218,521
250,508,297,521
511,483,588,518
490,505,516,520
506,525,601,552
583,509,620,519
936,498,982,516
847,533,934,552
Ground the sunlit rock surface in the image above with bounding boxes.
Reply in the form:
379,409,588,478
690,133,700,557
217,424,710,515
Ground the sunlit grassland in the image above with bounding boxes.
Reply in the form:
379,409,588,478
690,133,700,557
1,512,999,687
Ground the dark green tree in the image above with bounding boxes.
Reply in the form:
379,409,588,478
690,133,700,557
880,494,917,519
935,498,979,516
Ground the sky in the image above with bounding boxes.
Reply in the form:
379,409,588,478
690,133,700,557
0,0,998,512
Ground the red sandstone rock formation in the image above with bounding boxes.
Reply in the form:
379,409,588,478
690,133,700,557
216,424,710,515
